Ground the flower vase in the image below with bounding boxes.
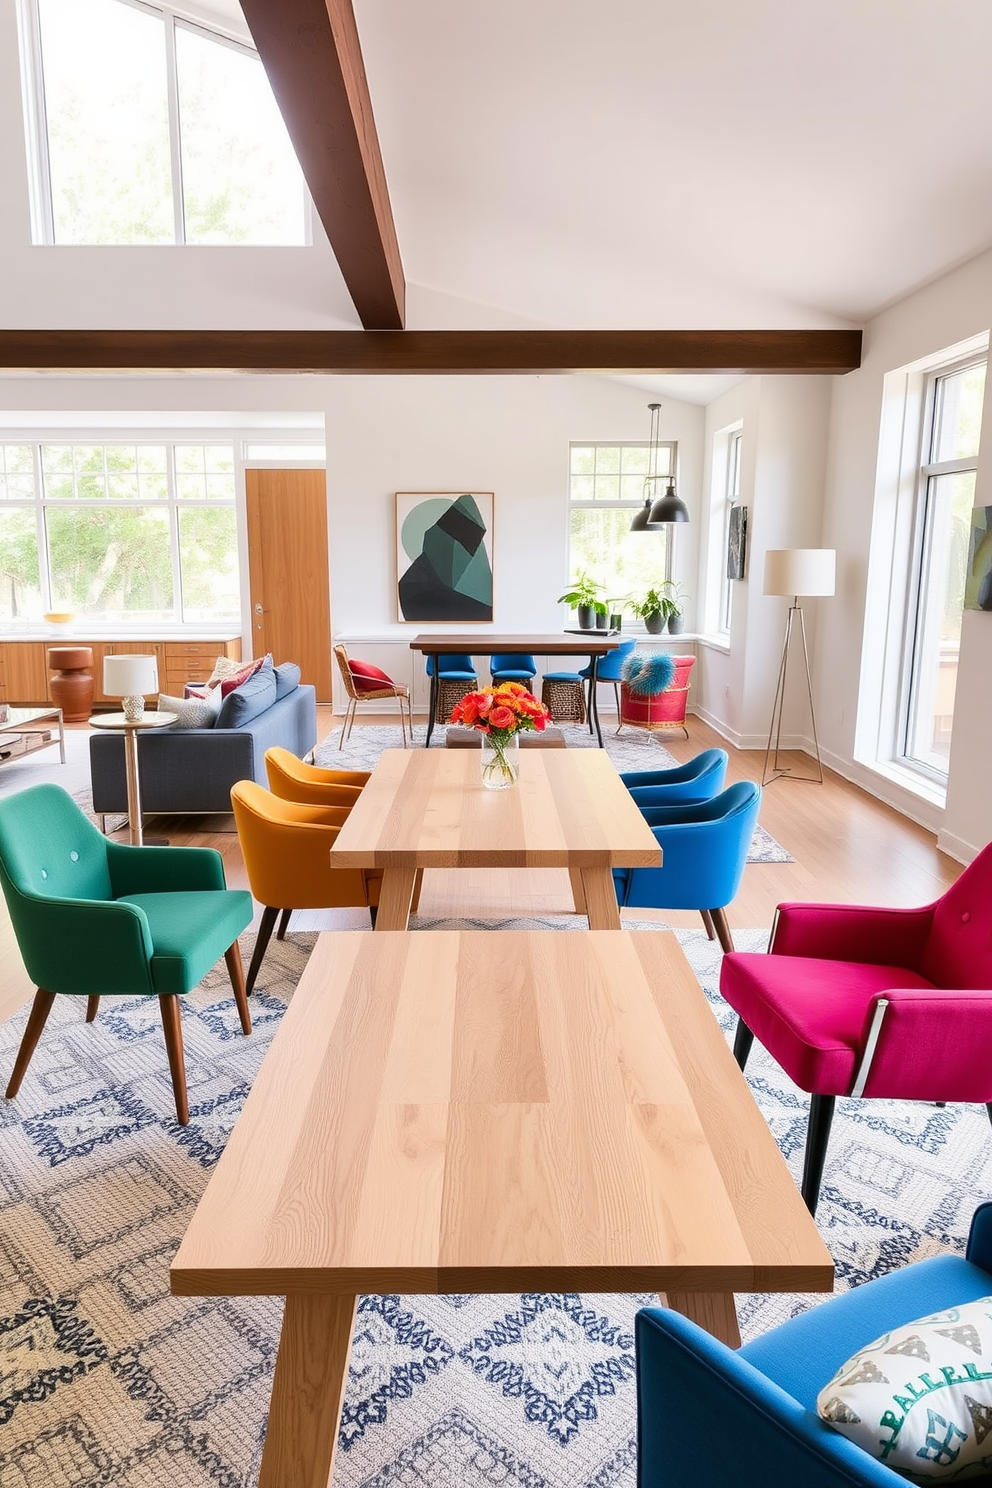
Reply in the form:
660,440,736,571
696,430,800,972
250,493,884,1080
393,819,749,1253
480,731,519,789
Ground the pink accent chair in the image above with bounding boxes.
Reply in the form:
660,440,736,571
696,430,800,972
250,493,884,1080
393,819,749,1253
619,654,695,738
720,843,992,1216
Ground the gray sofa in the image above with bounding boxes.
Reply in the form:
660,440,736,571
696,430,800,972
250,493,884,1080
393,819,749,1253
89,664,317,816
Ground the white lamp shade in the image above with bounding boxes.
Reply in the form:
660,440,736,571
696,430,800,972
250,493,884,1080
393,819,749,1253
763,548,836,598
103,653,159,697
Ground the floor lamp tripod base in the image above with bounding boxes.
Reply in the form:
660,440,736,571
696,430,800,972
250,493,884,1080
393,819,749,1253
762,601,824,786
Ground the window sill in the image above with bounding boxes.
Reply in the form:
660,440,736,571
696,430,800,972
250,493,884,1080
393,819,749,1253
697,633,731,655
860,758,947,811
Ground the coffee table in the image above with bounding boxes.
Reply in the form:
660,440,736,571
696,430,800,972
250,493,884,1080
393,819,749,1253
171,930,833,1488
0,704,65,767
329,746,662,931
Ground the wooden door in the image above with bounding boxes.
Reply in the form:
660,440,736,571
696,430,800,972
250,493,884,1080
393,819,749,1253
245,470,332,700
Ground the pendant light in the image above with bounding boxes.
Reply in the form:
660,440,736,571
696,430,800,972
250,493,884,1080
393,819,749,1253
629,402,690,529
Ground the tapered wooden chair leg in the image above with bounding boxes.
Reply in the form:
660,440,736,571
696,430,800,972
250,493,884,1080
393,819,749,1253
158,995,189,1125
710,907,735,954
6,988,57,1098
276,908,292,941
225,941,252,1035
700,910,716,941
86,995,100,1022
246,906,279,995
801,1094,836,1216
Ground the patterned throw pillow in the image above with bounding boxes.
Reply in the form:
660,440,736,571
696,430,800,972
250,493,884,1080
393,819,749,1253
217,655,273,697
156,691,221,729
206,654,250,688
817,1297,992,1480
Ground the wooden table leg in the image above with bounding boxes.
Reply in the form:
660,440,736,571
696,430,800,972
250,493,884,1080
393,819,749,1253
659,1290,742,1349
258,1292,358,1488
568,868,587,914
580,866,621,930
373,868,419,930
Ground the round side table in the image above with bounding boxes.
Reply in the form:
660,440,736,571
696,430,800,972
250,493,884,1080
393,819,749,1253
47,646,94,722
89,711,174,846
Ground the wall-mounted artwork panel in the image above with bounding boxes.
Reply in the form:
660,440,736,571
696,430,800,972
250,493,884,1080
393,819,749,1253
965,505,992,611
396,491,494,622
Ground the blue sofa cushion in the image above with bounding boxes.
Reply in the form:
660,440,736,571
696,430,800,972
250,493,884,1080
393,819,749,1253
216,668,277,728
273,661,301,699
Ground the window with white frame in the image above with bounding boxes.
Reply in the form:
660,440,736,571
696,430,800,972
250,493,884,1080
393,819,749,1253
0,441,240,626
20,0,307,245
901,356,987,779
567,442,674,620
705,423,742,636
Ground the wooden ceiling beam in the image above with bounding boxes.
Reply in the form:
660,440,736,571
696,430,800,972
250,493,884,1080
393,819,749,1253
239,0,405,331
0,329,862,374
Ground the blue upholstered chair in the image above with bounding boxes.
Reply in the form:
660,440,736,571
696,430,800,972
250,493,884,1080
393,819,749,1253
426,652,478,723
612,781,760,952
636,1202,992,1488
489,652,537,688
621,748,728,808
579,636,636,731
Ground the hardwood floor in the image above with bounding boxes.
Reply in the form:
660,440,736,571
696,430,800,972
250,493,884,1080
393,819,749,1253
0,706,962,1025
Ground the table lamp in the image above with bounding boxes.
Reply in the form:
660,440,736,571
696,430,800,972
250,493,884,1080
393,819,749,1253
762,548,835,784
103,654,159,723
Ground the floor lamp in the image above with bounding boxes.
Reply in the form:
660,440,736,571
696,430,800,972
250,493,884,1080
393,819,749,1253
762,548,835,785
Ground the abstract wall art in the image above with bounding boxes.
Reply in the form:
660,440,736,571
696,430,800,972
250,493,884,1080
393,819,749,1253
727,504,748,581
395,491,494,622
965,505,992,611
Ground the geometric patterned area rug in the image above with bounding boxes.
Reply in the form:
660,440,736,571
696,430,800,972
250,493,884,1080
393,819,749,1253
315,726,794,865
3,926,989,1487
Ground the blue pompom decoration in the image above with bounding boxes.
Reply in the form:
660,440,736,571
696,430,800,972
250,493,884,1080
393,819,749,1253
620,649,676,696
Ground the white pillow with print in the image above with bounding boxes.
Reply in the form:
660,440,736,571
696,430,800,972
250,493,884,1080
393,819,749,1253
156,691,220,729
817,1296,992,1480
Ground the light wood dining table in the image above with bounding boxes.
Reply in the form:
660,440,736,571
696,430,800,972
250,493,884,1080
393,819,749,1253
328,745,662,930
171,929,834,1488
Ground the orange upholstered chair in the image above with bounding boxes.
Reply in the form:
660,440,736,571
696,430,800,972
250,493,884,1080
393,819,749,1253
230,781,381,993
264,745,370,807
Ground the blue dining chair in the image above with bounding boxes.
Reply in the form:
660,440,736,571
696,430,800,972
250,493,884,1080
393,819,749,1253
636,1201,992,1488
489,652,537,688
426,652,478,724
621,748,728,808
579,636,636,732
612,781,761,952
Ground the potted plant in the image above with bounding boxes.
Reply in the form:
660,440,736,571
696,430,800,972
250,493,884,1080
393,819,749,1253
557,572,603,630
665,582,689,634
627,585,676,635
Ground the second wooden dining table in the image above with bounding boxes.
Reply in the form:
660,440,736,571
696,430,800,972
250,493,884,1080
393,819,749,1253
329,745,662,930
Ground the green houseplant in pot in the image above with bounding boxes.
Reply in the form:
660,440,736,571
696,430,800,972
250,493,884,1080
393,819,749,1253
628,585,676,635
665,581,689,634
557,572,604,630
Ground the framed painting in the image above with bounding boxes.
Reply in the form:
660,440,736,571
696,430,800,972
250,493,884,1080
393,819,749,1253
727,503,748,581
965,506,992,612
395,491,494,622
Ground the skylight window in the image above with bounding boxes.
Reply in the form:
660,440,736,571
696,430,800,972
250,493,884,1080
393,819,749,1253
22,0,308,246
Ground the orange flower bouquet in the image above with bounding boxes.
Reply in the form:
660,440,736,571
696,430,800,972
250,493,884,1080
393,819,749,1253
450,682,551,788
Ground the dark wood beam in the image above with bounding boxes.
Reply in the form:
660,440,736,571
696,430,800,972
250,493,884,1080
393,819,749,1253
0,329,862,374
239,0,405,331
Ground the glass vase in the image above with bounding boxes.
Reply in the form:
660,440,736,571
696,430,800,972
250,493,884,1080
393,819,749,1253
480,731,519,789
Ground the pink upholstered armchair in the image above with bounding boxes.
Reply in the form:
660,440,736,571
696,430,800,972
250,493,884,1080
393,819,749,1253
720,842,992,1216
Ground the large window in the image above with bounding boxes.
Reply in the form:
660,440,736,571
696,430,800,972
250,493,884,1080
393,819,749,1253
902,357,987,779
705,423,742,636
22,0,307,245
567,441,674,619
0,441,240,626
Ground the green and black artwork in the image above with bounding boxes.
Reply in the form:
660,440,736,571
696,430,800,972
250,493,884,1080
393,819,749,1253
396,491,494,622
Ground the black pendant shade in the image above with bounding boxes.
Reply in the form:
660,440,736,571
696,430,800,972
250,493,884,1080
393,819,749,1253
648,480,690,524
629,401,688,530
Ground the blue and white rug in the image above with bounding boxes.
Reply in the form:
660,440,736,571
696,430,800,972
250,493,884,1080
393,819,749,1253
2,925,990,1487
315,726,794,866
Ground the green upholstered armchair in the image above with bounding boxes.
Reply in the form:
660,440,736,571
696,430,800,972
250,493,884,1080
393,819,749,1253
0,784,253,1125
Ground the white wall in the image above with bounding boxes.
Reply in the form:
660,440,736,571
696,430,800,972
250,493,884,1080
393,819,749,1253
818,247,992,854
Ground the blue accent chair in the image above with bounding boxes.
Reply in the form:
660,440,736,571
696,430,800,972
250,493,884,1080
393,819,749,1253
489,652,537,688
621,748,728,808
612,781,760,952
579,636,637,732
636,1202,992,1488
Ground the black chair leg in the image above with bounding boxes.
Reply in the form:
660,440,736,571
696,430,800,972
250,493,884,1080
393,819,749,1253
276,908,292,941
985,1103,992,1132
801,1094,836,1217
246,906,278,995
369,904,377,928
732,1017,754,1072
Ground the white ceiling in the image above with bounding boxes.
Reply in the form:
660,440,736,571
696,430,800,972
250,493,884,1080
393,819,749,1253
185,1,992,400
